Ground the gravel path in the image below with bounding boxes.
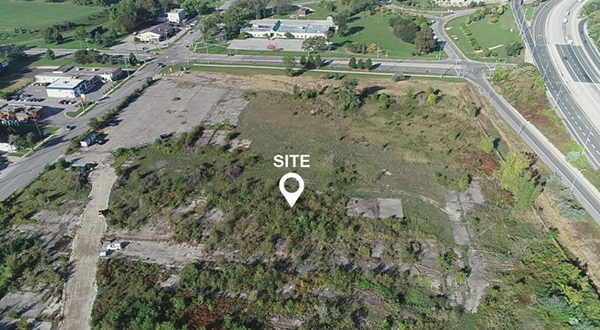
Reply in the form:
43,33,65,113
60,167,117,330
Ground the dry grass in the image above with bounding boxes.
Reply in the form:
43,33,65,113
536,193,600,289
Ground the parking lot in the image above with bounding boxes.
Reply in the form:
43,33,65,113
79,73,248,153
0,73,115,125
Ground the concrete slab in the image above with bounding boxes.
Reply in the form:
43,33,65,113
377,198,404,219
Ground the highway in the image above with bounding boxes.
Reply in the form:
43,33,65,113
513,0,600,167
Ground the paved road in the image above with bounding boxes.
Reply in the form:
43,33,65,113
513,0,600,167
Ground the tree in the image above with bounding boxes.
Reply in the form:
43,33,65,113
427,93,437,105
415,29,436,54
73,26,89,49
391,72,405,82
302,36,328,54
182,0,211,16
300,55,307,65
506,41,524,57
88,117,101,131
74,49,99,64
307,55,315,67
273,0,292,15
357,58,364,69
495,152,532,190
334,11,350,36
364,58,372,71
393,20,419,44
284,32,294,39
314,55,323,68
45,49,55,61
128,51,138,66
283,56,295,77
334,77,360,111
513,175,541,209
14,133,36,151
348,57,357,69
478,136,496,153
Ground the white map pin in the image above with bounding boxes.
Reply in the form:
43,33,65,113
279,173,304,208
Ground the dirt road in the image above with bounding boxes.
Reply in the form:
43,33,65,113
61,167,117,330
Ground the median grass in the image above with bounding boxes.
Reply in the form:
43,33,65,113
446,6,523,62
523,2,539,21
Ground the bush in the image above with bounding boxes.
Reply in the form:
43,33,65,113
488,15,499,23
391,72,405,82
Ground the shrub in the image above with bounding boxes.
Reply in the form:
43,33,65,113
391,72,405,82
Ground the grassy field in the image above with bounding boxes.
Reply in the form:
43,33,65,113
446,6,523,62
99,72,600,329
0,0,104,30
0,0,110,49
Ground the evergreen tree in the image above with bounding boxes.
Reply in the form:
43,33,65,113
348,57,357,69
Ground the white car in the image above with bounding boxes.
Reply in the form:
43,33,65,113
107,243,123,250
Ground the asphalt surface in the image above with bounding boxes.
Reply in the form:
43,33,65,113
514,0,600,167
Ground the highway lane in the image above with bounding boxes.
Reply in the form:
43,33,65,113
513,0,600,167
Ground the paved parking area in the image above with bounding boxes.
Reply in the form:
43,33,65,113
82,74,247,153
228,39,304,51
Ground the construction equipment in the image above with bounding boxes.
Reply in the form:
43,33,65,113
98,209,108,219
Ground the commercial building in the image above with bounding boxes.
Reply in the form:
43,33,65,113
43,75,101,99
137,23,176,43
167,9,186,23
99,68,124,82
0,104,44,126
0,134,17,153
241,16,336,39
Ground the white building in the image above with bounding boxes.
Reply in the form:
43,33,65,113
0,134,17,153
137,23,175,43
167,9,186,23
241,16,336,39
44,76,101,99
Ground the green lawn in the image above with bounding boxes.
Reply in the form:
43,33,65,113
0,0,104,30
446,6,523,62
0,0,110,48
199,11,445,59
523,3,539,21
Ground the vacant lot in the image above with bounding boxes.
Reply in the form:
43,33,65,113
83,74,247,153
446,6,523,61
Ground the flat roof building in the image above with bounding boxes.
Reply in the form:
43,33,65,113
241,16,336,39
43,75,101,99
167,8,186,23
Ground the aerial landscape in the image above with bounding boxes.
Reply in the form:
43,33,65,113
4,0,600,328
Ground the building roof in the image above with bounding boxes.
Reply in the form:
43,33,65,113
243,17,336,35
169,8,185,13
141,23,174,36
46,78,85,90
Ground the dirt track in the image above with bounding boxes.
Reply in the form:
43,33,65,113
60,167,116,330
